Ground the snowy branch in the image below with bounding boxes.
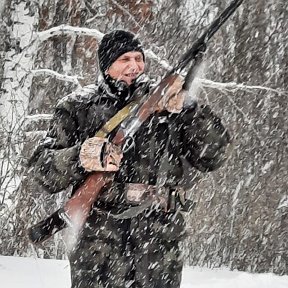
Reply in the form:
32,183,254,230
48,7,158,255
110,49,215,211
36,25,169,69
25,114,53,122
31,69,287,99
31,69,83,87
37,25,104,42
35,26,288,97
200,79,288,96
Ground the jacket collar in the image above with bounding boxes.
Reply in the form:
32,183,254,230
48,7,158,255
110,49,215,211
97,74,152,106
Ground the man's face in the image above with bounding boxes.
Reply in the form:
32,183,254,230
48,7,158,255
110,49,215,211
107,51,145,86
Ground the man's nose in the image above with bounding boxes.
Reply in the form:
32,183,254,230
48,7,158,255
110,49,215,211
129,59,139,71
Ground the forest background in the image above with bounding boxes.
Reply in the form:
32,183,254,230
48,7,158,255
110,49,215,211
0,0,287,275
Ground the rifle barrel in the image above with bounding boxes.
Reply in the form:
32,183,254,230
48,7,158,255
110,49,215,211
173,0,244,73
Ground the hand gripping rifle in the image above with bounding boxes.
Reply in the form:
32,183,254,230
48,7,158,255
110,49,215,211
28,0,243,244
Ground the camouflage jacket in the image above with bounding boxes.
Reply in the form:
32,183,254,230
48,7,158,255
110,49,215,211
29,75,231,202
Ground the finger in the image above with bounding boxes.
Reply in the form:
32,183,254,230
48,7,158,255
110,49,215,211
105,153,122,171
165,81,183,100
167,91,185,113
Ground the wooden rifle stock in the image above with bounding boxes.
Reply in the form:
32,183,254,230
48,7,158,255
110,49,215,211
27,173,111,244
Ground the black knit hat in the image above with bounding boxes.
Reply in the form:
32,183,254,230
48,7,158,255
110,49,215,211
98,30,145,75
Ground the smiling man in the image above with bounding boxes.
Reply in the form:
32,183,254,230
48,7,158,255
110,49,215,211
107,51,145,85
98,30,146,93
30,30,231,288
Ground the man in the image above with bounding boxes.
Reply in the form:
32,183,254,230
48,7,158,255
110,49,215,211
30,30,231,288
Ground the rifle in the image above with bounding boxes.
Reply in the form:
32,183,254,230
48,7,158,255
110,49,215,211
28,0,243,244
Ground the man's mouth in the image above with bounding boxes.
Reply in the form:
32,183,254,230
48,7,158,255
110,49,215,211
124,73,138,78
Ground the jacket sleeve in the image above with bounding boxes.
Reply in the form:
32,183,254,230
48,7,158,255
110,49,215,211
28,103,86,194
180,104,232,172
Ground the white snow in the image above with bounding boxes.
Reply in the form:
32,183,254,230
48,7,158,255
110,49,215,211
261,160,274,174
181,266,288,288
277,195,288,210
0,255,288,288
0,256,70,288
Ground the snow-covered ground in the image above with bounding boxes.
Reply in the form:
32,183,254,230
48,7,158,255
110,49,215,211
0,255,287,288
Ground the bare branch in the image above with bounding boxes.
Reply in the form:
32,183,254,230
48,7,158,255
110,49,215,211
109,0,142,29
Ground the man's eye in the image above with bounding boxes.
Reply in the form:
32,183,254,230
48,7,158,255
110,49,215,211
136,56,142,62
121,58,130,62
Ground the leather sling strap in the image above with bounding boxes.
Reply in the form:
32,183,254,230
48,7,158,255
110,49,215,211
95,100,138,138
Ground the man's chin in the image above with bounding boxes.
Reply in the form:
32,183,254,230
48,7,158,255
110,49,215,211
122,77,136,86
119,73,143,86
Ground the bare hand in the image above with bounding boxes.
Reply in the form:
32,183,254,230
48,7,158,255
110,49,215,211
80,137,123,172
157,75,186,113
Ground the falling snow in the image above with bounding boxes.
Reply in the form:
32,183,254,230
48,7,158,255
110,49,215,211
0,1,287,287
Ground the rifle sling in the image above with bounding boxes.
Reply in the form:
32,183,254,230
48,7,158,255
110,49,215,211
95,101,138,138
